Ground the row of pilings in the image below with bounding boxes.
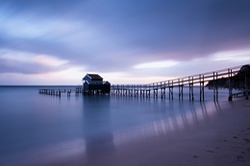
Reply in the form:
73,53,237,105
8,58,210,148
39,89,72,96
38,64,249,101
111,64,249,101
38,87,108,96
110,84,197,101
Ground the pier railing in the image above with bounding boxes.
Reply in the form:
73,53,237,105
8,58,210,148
38,64,249,101
111,64,249,101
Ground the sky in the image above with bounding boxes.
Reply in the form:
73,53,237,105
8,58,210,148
0,0,250,85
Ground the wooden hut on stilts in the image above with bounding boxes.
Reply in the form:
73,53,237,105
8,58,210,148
82,74,110,95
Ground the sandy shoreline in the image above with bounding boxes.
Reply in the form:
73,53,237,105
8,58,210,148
60,99,250,166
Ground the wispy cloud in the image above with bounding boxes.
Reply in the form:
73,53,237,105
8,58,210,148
134,60,179,69
32,55,69,67
0,49,85,75
0,0,250,84
210,50,250,62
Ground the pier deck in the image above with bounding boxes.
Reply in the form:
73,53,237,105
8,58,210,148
38,64,249,101
39,87,84,96
111,64,249,101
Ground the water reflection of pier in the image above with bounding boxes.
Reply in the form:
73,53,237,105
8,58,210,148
112,101,223,147
82,96,115,162
80,96,221,163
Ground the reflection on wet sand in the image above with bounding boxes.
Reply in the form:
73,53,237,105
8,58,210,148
113,100,222,147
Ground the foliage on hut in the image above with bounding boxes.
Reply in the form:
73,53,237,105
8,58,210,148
82,74,110,94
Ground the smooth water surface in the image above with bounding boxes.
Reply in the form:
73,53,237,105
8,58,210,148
0,86,235,165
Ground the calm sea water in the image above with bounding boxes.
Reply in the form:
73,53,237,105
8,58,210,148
0,86,238,165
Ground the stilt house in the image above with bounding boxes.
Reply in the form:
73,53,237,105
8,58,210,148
82,74,110,94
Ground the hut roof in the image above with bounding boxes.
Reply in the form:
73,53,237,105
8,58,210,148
83,74,103,81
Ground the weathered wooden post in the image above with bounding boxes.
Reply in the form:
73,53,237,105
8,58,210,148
189,76,194,101
178,79,182,100
245,69,249,100
161,82,166,99
199,74,204,101
168,80,173,100
213,72,218,101
228,69,233,101
153,83,158,98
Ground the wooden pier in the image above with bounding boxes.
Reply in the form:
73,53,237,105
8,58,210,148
38,64,249,101
111,64,249,101
39,87,85,96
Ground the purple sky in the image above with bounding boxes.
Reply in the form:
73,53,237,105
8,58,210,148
0,0,250,85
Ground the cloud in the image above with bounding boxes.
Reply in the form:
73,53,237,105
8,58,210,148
32,55,69,67
134,60,179,69
0,57,53,74
210,50,250,62
0,0,250,84
0,49,84,74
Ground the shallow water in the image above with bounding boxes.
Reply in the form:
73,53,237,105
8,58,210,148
0,86,238,165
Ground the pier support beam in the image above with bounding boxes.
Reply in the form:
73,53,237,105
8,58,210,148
128,89,133,96
189,77,194,101
134,89,139,96
160,82,166,98
152,83,158,98
213,72,218,101
178,79,183,100
168,80,173,100
161,88,165,98
154,89,158,97
140,90,145,97
199,74,204,101
146,90,150,97
123,89,127,96
228,69,233,101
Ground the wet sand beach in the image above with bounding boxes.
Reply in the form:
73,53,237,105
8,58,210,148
52,99,250,166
